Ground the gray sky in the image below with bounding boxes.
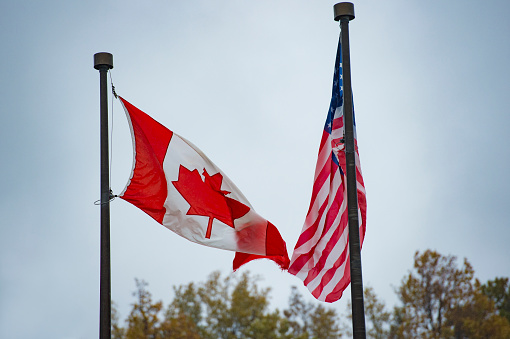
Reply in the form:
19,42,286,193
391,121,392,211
1,0,509,338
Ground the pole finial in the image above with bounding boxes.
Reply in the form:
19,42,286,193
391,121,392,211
94,52,114,70
334,2,355,21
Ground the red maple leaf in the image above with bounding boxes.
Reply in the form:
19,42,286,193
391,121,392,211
172,165,250,238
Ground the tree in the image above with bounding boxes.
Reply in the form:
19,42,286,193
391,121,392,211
390,250,475,338
160,282,203,338
195,271,276,339
163,270,295,339
449,280,510,339
389,249,510,338
342,286,391,339
158,314,201,339
481,277,510,322
284,286,342,339
113,271,342,339
112,301,126,339
124,279,163,339
364,286,391,339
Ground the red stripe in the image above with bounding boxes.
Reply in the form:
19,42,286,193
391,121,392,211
323,259,351,302
298,163,340,249
289,106,366,303
288,198,329,274
318,130,329,152
356,166,365,187
306,154,332,216
303,191,348,286
332,117,344,130
313,131,331,179
310,244,350,301
291,154,341,269
290,165,344,276
295,197,328,249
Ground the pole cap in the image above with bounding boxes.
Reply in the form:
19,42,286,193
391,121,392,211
334,2,355,21
94,52,113,70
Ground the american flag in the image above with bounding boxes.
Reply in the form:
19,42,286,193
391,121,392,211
288,37,367,303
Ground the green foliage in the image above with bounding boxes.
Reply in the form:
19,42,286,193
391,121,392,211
192,271,278,339
364,287,391,339
162,281,203,338
342,286,390,339
112,271,341,339
125,279,163,339
389,250,475,338
389,249,510,339
449,280,510,339
284,286,341,339
111,250,510,339
481,277,510,322
112,301,126,339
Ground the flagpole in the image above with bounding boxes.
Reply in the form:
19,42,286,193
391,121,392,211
334,3,366,338
94,52,113,339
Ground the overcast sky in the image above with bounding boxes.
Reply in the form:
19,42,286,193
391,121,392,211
1,1,509,338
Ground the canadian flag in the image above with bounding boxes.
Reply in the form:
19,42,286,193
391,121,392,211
118,97,290,271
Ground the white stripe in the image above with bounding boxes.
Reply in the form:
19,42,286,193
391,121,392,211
290,169,345,271
303,180,329,226
304,188,349,293
313,138,331,181
290,198,329,259
317,253,350,301
357,181,366,195
303,152,342,232
301,200,347,291
293,256,313,280
292,177,334,260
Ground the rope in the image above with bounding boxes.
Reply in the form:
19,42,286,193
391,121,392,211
95,71,119,206
109,70,118,99
108,70,116,186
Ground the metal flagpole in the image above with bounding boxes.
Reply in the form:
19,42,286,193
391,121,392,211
94,52,114,339
334,3,367,338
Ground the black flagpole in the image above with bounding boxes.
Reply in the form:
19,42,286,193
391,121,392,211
94,52,113,339
334,3,366,338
